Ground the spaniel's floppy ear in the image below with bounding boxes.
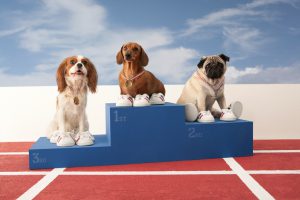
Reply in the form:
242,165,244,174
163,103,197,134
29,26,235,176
116,46,124,65
86,59,98,93
140,46,149,67
56,59,67,93
219,54,230,62
197,56,207,68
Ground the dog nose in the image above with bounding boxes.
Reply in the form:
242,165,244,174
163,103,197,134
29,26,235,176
77,63,83,68
125,53,131,59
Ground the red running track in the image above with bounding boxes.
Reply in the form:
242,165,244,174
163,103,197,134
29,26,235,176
0,140,299,200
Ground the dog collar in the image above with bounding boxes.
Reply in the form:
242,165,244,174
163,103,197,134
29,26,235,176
195,70,224,92
121,70,145,88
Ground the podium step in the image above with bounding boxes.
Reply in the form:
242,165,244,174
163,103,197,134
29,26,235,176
29,103,253,169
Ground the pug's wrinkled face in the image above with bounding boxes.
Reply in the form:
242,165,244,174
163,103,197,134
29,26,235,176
197,54,230,79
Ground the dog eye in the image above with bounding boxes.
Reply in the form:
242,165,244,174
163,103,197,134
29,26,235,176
133,47,138,51
82,60,87,65
70,60,76,65
123,46,127,51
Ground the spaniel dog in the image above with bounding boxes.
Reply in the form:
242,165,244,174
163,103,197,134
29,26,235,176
116,42,165,107
46,55,98,146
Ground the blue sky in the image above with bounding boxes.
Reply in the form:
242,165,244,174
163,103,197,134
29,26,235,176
0,0,300,86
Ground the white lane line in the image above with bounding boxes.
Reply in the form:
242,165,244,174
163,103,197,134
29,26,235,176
0,170,300,176
224,157,275,200
254,150,300,153
248,170,300,174
17,168,65,200
62,170,235,175
0,150,299,155
0,171,49,175
0,152,28,155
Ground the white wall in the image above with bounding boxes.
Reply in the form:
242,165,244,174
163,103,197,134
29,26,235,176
0,85,299,142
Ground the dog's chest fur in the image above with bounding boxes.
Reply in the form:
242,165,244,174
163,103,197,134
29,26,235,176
56,81,87,121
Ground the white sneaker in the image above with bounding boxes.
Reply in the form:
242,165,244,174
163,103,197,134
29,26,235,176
116,94,133,106
197,111,215,123
56,132,75,147
50,130,61,144
149,93,165,105
184,103,198,122
133,94,150,107
75,131,95,146
229,101,243,118
220,109,236,121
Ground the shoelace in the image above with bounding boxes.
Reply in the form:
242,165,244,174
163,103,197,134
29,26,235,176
121,95,133,102
136,94,149,101
76,132,94,141
152,93,164,101
198,111,210,119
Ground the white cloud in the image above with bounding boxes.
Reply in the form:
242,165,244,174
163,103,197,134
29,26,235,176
222,26,265,52
244,0,298,9
0,69,54,86
226,63,300,84
148,47,198,83
0,26,26,37
0,0,198,86
184,9,260,36
226,66,261,83
182,0,296,53
16,0,106,52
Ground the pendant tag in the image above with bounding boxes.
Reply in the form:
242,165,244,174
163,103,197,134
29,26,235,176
74,97,79,105
125,80,133,88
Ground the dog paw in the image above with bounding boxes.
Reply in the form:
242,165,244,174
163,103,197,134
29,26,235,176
116,94,133,107
197,111,215,123
150,93,165,105
75,131,95,146
133,94,150,107
220,109,237,121
54,132,76,147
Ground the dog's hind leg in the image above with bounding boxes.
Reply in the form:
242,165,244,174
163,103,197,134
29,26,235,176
46,118,58,139
184,103,198,122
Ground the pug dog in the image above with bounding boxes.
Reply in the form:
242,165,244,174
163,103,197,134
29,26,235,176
177,54,242,122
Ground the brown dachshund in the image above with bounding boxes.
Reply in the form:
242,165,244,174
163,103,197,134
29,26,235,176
116,42,165,106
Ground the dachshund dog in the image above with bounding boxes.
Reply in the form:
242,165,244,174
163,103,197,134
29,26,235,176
116,42,165,106
46,55,98,146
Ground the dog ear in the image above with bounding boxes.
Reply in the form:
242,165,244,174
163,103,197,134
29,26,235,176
197,56,207,68
140,47,149,67
86,59,98,93
219,54,230,62
116,46,124,65
56,59,67,93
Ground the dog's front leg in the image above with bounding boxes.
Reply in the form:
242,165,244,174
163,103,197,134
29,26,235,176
57,109,66,133
196,95,207,112
76,112,94,146
79,112,89,133
217,95,227,109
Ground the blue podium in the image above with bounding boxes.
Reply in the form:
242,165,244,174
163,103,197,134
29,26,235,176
29,103,253,169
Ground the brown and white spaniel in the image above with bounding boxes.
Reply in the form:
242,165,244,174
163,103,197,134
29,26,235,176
46,55,98,146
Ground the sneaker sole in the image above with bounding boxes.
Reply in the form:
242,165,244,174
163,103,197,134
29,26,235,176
220,117,237,121
150,101,165,105
197,119,215,123
133,103,151,107
230,101,243,118
116,102,132,107
57,142,75,147
77,141,94,146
